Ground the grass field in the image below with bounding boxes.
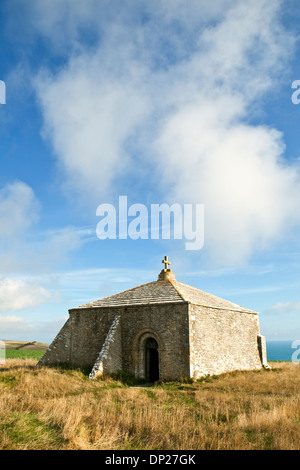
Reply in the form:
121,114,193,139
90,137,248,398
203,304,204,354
4,350,45,360
0,359,299,450
2,341,47,361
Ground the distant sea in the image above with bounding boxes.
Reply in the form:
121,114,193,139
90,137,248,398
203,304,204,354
266,340,297,361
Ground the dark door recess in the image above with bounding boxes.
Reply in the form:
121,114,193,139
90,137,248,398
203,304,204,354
145,337,159,382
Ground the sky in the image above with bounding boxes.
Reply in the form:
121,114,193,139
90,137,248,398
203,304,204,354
0,0,300,344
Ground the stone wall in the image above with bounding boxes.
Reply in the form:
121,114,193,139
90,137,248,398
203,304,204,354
38,317,72,366
257,334,269,368
188,304,263,378
89,315,122,379
121,302,190,381
39,299,264,380
39,308,119,368
67,308,118,367
39,302,190,380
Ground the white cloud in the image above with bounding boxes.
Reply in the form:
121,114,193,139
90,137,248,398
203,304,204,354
155,107,300,264
261,300,300,339
30,226,85,270
152,1,300,264
0,314,67,343
264,301,300,316
32,0,300,265
35,55,150,202
0,277,51,312
15,0,237,51
0,314,24,328
0,181,39,239
0,226,85,275
0,180,86,274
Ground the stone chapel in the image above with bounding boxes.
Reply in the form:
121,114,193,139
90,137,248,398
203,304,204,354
38,257,268,381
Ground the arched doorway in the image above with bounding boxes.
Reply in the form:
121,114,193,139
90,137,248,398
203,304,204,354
145,337,159,382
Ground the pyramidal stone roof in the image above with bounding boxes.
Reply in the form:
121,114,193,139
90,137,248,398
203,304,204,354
73,257,257,314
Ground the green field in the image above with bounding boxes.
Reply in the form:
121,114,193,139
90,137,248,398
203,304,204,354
4,350,45,360
2,341,48,360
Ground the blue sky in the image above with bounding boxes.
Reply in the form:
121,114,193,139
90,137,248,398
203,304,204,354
0,0,300,344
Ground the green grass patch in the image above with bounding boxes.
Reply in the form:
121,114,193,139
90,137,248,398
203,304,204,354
0,412,64,450
5,350,45,360
111,370,146,386
0,374,18,388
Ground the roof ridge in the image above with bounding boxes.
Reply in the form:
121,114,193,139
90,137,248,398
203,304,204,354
101,280,157,299
73,278,257,314
172,280,257,313
75,280,184,309
167,279,186,301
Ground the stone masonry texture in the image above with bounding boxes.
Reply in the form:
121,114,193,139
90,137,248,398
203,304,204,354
38,271,268,380
89,315,122,379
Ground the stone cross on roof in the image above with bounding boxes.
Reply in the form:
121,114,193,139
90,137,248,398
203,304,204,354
162,255,171,271
158,255,175,281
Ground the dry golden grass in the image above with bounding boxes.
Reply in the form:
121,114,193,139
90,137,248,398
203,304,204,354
0,359,299,450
